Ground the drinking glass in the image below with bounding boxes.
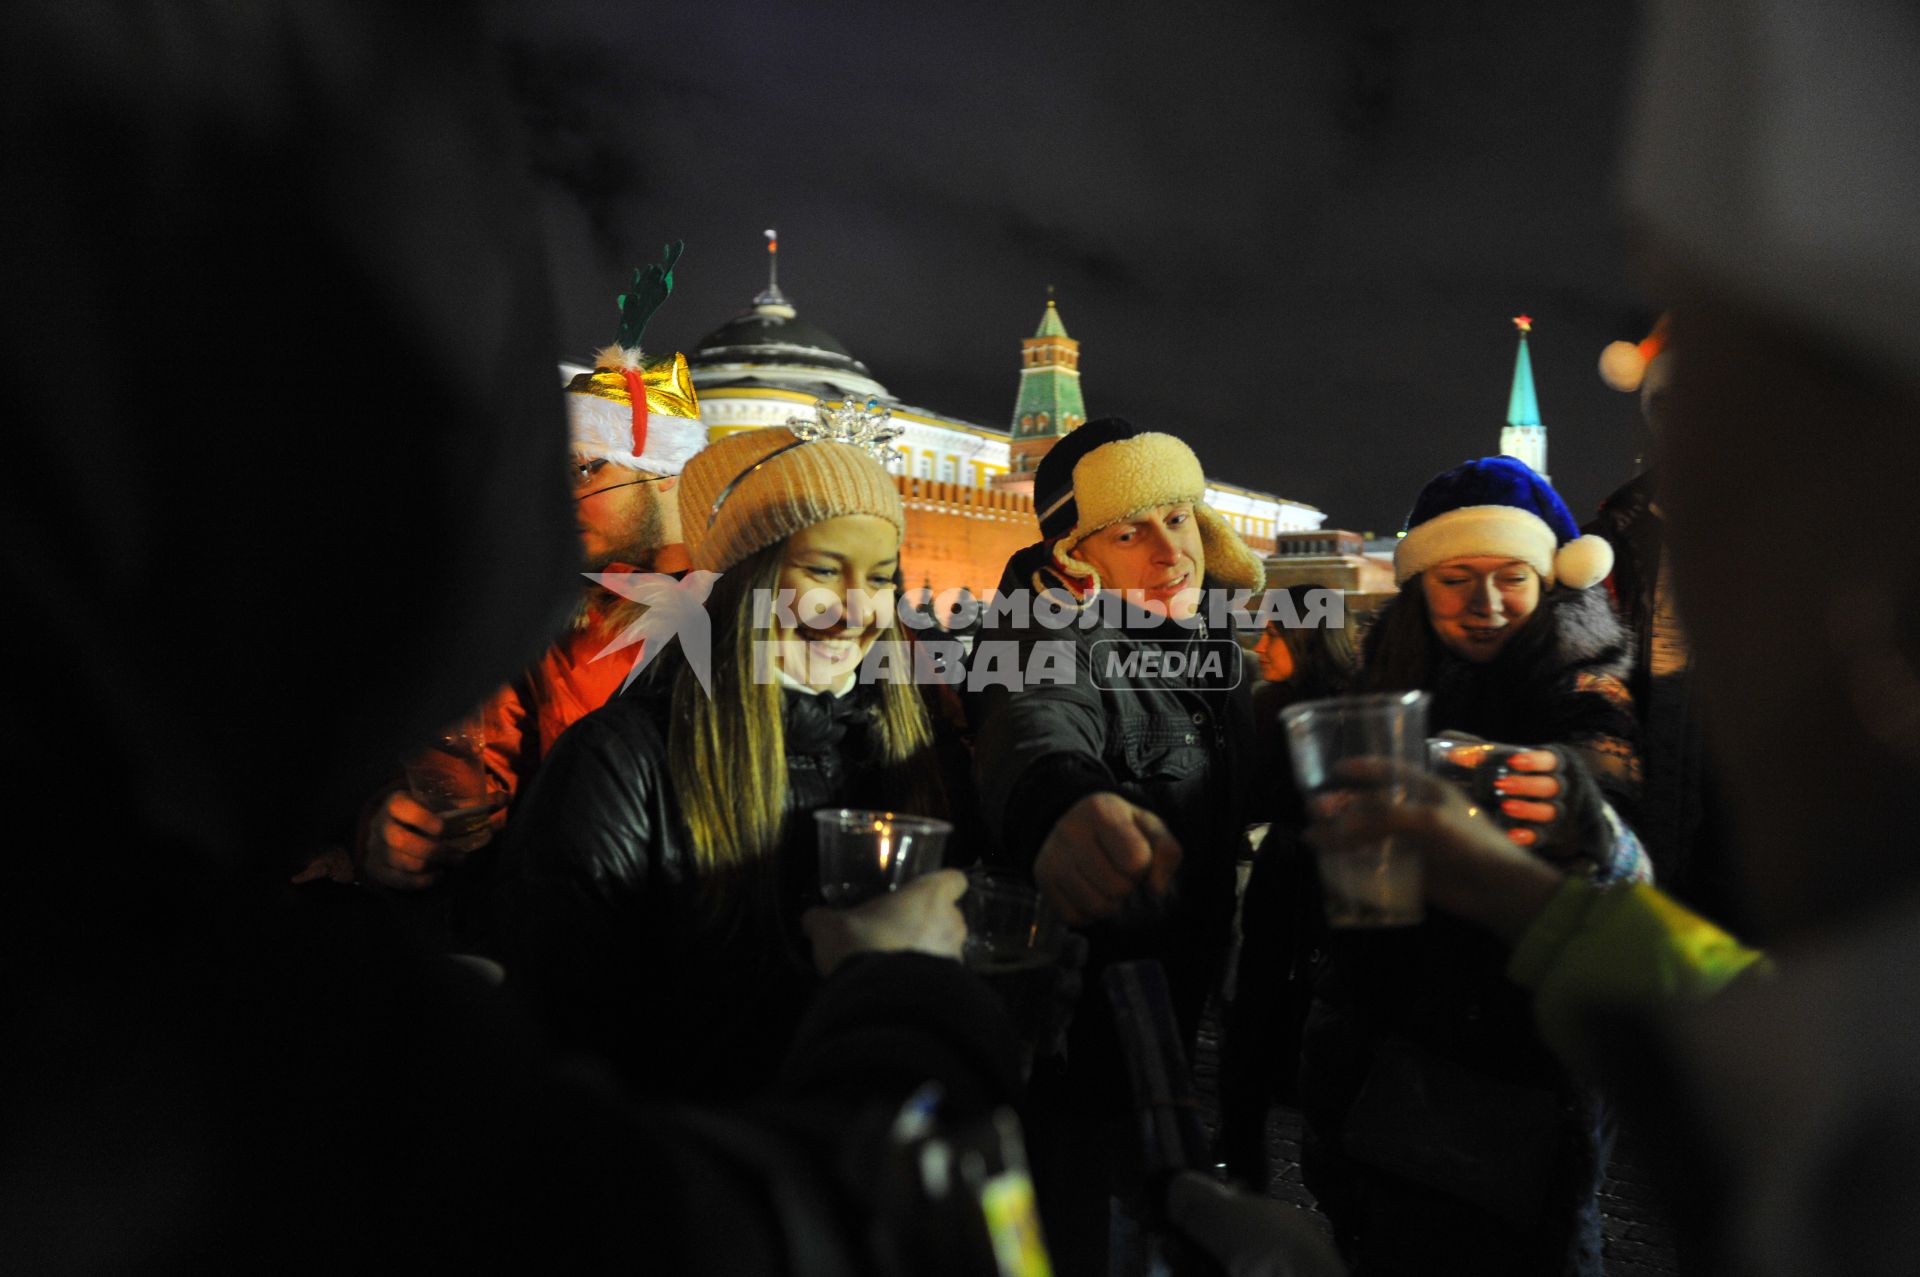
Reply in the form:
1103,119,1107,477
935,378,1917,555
815,809,951,905
402,710,494,853
1279,691,1431,927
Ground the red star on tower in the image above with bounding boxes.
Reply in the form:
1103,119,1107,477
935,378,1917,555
1513,314,1533,334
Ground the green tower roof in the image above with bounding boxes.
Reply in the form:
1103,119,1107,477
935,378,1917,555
1011,299,1085,440
1507,318,1542,428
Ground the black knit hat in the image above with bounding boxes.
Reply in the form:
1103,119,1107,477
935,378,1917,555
1033,416,1144,539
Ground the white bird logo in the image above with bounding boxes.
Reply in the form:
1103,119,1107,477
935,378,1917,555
582,569,724,695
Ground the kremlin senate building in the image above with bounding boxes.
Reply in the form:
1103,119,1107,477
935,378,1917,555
667,267,1326,602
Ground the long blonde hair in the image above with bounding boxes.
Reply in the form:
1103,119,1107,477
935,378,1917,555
666,538,942,879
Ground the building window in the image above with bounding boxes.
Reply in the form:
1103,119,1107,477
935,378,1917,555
938,457,956,483
1037,412,1050,429
915,454,932,479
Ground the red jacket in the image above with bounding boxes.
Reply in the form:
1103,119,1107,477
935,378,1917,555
481,584,641,806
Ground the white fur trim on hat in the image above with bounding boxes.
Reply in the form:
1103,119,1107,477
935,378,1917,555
1394,506,1556,585
565,390,709,476
1394,505,1614,590
1062,433,1206,539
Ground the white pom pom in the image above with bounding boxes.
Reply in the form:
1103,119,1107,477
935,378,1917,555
1555,534,1614,590
1598,340,1647,392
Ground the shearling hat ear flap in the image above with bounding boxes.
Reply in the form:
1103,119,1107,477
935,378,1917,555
1051,537,1102,598
1193,505,1266,592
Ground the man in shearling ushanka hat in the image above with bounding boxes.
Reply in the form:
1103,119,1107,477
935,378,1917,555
973,416,1274,1276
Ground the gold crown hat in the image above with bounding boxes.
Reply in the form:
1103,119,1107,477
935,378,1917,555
564,241,706,475
1050,430,1267,595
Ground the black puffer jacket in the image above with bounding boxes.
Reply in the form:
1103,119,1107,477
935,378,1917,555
485,657,901,1099
970,554,1261,1060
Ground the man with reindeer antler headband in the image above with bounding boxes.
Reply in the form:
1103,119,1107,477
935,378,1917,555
350,245,708,893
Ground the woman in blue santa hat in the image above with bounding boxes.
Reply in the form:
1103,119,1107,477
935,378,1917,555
1289,456,1647,1277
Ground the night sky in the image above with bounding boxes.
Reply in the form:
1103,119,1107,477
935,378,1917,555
505,0,1657,535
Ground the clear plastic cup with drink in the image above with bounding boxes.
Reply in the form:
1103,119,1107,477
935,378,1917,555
814,809,951,905
1280,691,1431,928
961,868,1070,1074
402,710,494,854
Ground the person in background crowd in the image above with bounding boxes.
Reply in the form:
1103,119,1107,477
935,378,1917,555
1312,4,1920,1272
970,417,1270,1277
1219,585,1357,1188
487,422,961,1099
0,5,1019,1269
347,254,709,894
1251,588,1357,695
1288,457,1646,1277
1587,316,1742,934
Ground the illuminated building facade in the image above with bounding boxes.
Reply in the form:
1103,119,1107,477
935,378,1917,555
676,273,1325,599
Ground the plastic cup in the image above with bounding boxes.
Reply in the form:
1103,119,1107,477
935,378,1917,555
1427,737,1532,834
1280,691,1431,927
961,870,1066,972
815,809,951,905
402,711,493,853
961,869,1069,1072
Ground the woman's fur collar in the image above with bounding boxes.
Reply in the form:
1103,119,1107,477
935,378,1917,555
1526,583,1634,680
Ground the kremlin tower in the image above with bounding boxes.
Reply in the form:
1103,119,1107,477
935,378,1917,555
1500,314,1549,479
997,297,1086,492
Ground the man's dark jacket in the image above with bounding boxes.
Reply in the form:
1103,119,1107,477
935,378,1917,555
970,547,1263,1057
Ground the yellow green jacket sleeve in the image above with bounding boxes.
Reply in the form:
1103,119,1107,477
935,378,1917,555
1507,877,1772,1069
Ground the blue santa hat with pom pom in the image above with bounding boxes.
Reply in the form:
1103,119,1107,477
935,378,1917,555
1393,456,1613,589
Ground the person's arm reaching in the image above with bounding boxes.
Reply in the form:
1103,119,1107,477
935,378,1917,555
1306,759,1768,1072
972,636,1183,924
1508,878,1770,1069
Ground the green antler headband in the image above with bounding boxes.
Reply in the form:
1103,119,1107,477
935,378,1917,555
614,240,684,352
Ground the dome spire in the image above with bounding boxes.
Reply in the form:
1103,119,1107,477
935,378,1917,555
753,227,791,312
